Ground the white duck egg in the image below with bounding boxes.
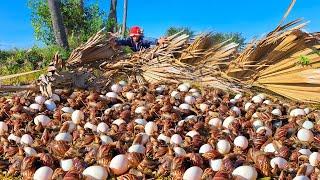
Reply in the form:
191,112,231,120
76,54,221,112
232,165,258,180
216,139,231,154
233,136,249,150
209,159,223,171
208,118,222,128
170,134,183,145
222,116,235,129
270,157,288,169
183,166,203,180
44,99,56,111
33,166,53,180
297,128,314,142
199,144,213,154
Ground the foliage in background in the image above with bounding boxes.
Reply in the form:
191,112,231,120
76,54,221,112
166,27,245,49
28,0,107,49
106,18,117,33
0,45,69,85
166,27,195,37
211,32,245,48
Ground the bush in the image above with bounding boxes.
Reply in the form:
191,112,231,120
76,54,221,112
28,0,107,48
0,45,69,85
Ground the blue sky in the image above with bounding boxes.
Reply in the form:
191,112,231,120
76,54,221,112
0,0,319,49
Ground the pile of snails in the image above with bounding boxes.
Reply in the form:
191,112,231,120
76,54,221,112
0,81,319,180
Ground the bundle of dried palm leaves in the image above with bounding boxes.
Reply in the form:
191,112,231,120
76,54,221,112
99,31,241,92
67,29,119,67
225,19,320,103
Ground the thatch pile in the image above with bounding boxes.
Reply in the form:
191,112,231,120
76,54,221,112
62,18,320,103
1,1,320,104
67,29,119,67
227,19,320,103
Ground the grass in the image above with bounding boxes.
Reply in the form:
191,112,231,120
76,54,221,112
0,45,69,85
0,69,46,85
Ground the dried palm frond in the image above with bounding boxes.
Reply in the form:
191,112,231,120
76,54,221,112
225,17,320,103
101,32,190,79
226,20,312,79
99,32,242,93
200,40,238,71
250,45,320,103
67,29,118,67
179,33,214,64
178,33,238,70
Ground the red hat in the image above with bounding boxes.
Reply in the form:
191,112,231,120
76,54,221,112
129,26,142,36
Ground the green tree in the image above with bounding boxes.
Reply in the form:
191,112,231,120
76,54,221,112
211,32,245,48
166,27,194,37
166,27,245,48
28,0,107,48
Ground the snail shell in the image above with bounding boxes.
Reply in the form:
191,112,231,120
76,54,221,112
185,95,196,105
24,147,37,156
252,96,263,104
244,102,253,111
128,144,145,154
55,132,72,142
234,94,242,100
61,107,74,113
302,121,314,130
222,116,235,129
293,176,310,180
174,147,186,156
271,109,282,116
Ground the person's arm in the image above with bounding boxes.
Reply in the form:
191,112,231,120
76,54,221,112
140,39,157,49
115,38,131,46
142,37,166,48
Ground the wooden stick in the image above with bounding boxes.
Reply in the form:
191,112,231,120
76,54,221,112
0,84,37,92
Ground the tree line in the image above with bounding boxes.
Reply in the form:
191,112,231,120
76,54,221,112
28,0,245,51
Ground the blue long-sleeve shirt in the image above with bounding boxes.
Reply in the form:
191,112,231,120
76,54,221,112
115,36,158,52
